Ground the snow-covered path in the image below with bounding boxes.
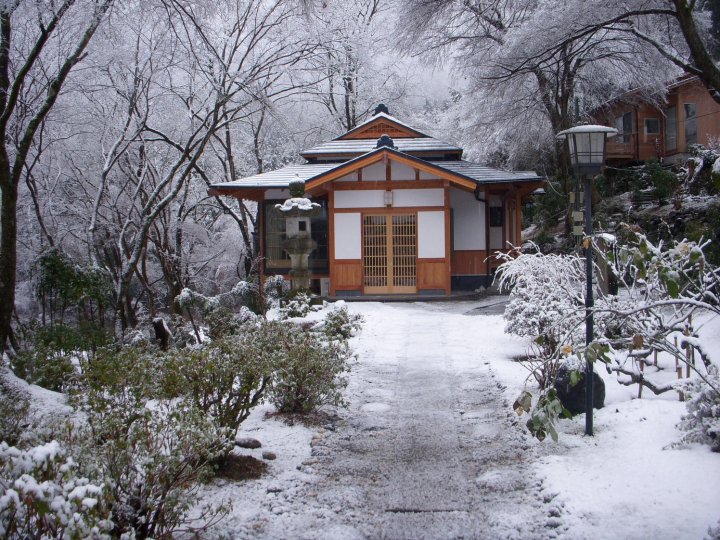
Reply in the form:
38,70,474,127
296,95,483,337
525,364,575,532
304,301,555,539
202,300,719,539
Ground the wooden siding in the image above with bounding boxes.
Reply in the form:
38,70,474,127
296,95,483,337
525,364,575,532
451,250,489,276
417,259,447,289
593,77,720,163
332,260,363,291
341,121,420,140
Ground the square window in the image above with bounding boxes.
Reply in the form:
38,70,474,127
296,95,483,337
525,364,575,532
645,118,660,135
489,207,503,227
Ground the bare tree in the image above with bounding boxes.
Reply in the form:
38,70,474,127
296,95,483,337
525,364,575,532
0,0,116,352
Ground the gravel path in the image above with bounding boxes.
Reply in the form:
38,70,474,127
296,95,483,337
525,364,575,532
302,302,560,539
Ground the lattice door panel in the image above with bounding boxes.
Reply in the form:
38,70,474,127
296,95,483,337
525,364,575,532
363,215,388,290
363,214,416,294
391,215,416,291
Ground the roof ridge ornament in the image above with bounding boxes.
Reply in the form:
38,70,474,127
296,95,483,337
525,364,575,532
374,103,389,115
376,134,396,149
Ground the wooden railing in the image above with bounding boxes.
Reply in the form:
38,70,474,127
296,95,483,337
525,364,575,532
606,133,636,159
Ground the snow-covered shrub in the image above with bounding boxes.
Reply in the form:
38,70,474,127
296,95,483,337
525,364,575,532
175,281,261,343
280,290,315,318
496,247,586,356
0,374,30,446
321,305,364,340
675,367,720,452
78,346,231,538
0,440,112,538
12,347,75,393
596,230,719,396
514,388,570,443
165,323,278,438
264,274,290,303
270,325,352,414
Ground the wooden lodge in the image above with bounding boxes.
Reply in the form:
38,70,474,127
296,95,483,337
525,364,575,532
591,75,720,165
209,106,544,297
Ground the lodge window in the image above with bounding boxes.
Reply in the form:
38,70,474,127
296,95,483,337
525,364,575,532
644,118,660,142
263,200,329,274
615,111,633,144
665,106,677,151
684,103,697,146
488,207,503,227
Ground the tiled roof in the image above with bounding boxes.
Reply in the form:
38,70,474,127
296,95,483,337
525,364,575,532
427,161,542,184
301,137,462,157
337,112,428,139
209,163,338,190
209,151,543,192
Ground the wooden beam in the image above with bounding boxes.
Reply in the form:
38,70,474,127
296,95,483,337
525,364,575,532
515,190,522,246
444,181,452,294
332,180,445,191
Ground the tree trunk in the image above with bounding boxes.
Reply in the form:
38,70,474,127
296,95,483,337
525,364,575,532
0,175,17,352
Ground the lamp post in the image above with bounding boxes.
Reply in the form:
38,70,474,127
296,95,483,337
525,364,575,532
556,125,617,436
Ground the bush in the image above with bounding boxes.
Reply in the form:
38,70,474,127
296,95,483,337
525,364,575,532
165,323,279,437
12,348,75,393
676,367,720,452
280,290,315,318
321,305,363,340
0,440,112,539
645,159,678,202
0,373,30,446
270,326,352,414
77,345,231,539
12,323,112,392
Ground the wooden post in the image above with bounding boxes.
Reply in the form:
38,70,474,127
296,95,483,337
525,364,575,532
685,324,692,378
675,336,684,401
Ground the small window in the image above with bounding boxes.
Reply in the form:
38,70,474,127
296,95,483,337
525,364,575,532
644,118,660,135
644,118,660,144
665,106,677,151
615,111,633,144
489,207,503,227
684,103,697,146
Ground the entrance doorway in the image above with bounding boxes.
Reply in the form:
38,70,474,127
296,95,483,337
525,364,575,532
363,214,417,294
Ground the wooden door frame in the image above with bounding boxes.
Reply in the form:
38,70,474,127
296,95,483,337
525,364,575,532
362,210,418,295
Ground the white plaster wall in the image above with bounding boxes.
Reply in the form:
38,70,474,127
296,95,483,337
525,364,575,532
335,172,357,182
362,161,386,181
417,211,446,258
450,188,485,250
419,170,438,180
334,190,384,208
334,213,361,259
265,188,290,199
390,161,415,180
393,188,444,207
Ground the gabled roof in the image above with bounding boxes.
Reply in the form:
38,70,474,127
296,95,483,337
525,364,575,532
336,112,429,140
208,146,543,197
300,137,462,159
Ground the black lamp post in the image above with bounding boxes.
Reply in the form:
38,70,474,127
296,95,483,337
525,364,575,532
556,125,617,436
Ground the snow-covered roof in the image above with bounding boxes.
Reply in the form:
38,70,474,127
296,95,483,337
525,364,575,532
210,163,338,190
427,160,542,184
209,150,542,193
301,137,462,158
336,111,429,139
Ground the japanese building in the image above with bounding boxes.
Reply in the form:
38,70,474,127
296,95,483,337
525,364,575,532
209,106,544,297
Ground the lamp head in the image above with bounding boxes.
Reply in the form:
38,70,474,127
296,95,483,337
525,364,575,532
557,125,618,175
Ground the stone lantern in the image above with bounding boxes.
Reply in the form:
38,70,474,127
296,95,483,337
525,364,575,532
275,179,321,290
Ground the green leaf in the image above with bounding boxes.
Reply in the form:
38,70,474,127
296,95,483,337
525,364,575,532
513,391,532,416
569,370,583,387
666,278,679,298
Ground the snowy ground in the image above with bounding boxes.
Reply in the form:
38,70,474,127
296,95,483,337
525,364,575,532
198,299,720,539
